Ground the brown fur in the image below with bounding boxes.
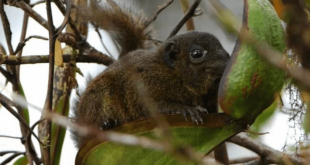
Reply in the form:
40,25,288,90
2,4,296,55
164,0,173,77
73,32,230,148
81,0,155,57
72,1,230,148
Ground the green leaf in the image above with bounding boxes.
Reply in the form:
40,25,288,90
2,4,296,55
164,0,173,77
51,95,70,165
250,99,277,138
302,92,310,134
18,83,30,124
305,0,310,9
303,107,310,134
13,156,28,165
75,114,245,165
218,0,286,120
50,64,74,165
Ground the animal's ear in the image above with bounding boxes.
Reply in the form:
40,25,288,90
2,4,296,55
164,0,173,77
163,41,177,69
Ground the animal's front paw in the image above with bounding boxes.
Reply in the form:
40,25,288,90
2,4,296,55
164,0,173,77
177,106,208,124
101,119,120,130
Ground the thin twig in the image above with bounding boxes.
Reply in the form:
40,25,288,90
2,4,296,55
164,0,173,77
53,0,112,65
91,22,114,58
244,130,269,135
168,0,202,39
54,0,72,36
14,35,48,54
25,119,45,149
0,152,24,165
6,0,114,66
229,156,260,164
15,0,49,29
16,8,29,81
0,151,22,156
58,33,115,65
0,93,45,146
0,135,22,139
30,0,45,7
53,0,83,41
0,90,41,164
179,0,195,31
1,3,37,163
0,66,13,82
144,0,174,27
0,0,14,55
0,43,6,55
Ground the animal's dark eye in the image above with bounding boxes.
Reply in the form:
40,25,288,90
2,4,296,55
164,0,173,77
190,49,204,58
189,47,207,64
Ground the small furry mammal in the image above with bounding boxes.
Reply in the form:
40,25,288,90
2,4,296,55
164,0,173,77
72,0,230,148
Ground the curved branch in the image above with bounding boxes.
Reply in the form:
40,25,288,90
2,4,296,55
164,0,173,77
57,33,115,66
6,0,114,66
54,0,71,37
14,35,48,55
168,0,202,39
229,134,302,165
0,152,24,164
144,0,174,27
0,93,45,146
0,0,14,55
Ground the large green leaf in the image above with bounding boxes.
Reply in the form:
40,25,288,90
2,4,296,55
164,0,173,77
75,114,245,165
50,63,75,165
218,0,286,120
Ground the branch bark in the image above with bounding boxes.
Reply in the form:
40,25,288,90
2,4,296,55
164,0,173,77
179,0,195,31
1,1,38,164
0,93,45,146
0,54,114,65
168,0,202,38
229,134,302,165
5,0,114,66
38,0,56,163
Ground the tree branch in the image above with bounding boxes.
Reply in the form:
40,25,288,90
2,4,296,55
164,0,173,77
0,135,22,139
15,5,29,82
54,0,71,37
38,0,56,163
53,0,83,41
0,93,45,146
229,134,302,165
168,0,202,39
5,0,114,66
0,66,13,82
0,54,115,65
144,0,174,27
179,0,195,31
14,35,48,55
0,0,14,55
1,2,39,164
0,152,24,165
